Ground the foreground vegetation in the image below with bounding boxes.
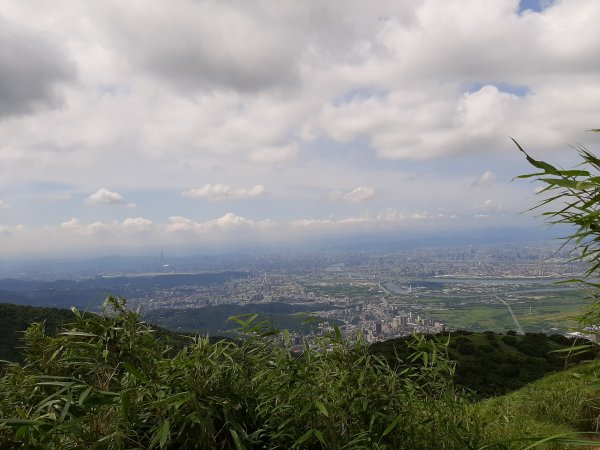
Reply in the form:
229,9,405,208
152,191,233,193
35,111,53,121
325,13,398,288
3,301,597,399
2,297,600,449
0,297,485,449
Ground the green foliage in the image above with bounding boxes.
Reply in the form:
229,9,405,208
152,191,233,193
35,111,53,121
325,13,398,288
476,360,600,449
514,131,600,278
514,131,600,446
142,304,338,336
371,332,598,398
0,303,73,362
0,296,485,449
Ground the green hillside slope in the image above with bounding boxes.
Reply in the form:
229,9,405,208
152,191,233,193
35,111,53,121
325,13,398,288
0,303,73,362
477,360,600,449
370,331,599,397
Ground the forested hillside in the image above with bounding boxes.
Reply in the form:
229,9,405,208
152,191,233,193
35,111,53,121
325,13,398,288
0,304,73,362
371,331,598,397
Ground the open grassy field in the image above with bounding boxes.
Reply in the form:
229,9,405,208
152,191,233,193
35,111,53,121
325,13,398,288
420,290,595,333
511,291,594,331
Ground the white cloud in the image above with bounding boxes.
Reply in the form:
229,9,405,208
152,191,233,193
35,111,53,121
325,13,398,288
165,216,195,233
122,217,154,232
182,184,266,201
0,198,9,209
472,170,496,187
291,208,432,230
59,218,82,230
60,218,113,235
87,188,124,205
166,213,271,233
0,224,11,235
329,186,376,202
345,186,376,202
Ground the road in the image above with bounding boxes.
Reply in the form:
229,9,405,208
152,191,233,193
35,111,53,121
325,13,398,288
495,295,525,335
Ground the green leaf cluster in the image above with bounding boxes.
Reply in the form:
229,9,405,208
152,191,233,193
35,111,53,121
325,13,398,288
514,131,600,277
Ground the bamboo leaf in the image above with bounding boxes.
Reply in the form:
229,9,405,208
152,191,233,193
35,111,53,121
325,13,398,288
78,385,93,406
159,419,170,448
315,400,329,417
295,429,314,445
511,137,560,174
122,361,149,383
230,429,245,450
314,429,325,444
382,414,402,437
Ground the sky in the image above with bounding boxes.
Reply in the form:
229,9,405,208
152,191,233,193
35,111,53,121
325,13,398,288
1,0,600,258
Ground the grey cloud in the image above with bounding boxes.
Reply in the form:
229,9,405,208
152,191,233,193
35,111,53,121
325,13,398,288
105,2,301,93
0,19,74,119
98,0,416,93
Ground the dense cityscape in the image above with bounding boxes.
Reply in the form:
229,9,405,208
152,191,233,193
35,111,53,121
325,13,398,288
80,241,584,343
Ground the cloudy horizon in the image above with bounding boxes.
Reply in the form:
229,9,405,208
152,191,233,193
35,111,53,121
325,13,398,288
1,0,600,258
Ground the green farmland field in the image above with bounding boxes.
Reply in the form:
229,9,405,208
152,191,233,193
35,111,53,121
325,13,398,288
420,290,594,333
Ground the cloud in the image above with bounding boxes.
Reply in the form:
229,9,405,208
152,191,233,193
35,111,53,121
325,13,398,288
166,213,271,233
472,170,496,187
2,0,600,257
122,217,154,232
0,198,9,209
291,208,432,230
182,184,266,201
248,144,299,165
344,186,376,202
0,225,11,235
104,2,300,93
328,186,376,202
87,188,124,205
60,218,113,235
0,17,74,119
480,199,503,211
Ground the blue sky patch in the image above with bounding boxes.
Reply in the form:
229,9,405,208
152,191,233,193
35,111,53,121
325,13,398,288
464,81,531,97
332,87,385,107
518,0,554,14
